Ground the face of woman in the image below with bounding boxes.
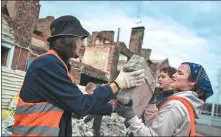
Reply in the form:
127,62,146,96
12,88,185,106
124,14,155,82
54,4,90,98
171,64,195,92
73,38,83,58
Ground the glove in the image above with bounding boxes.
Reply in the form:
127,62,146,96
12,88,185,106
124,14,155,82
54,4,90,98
116,99,136,121
115,69,145,89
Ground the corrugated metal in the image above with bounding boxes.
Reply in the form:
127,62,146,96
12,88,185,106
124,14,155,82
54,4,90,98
1,66,86,109
1,66,25,109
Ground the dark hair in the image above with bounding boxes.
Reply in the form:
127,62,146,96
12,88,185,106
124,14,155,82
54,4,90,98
49,35,79,62
160,67,177,78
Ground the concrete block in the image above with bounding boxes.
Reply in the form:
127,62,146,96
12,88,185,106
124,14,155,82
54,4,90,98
117,55,156,118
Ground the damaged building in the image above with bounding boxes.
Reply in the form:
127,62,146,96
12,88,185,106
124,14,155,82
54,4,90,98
1,0,169,98
80,27,170,81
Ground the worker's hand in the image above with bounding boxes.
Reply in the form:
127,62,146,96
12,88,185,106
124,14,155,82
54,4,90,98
116,99,136,121
114,69,145,90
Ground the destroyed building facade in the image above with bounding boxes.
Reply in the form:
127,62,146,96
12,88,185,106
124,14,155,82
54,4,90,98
1,0,169,85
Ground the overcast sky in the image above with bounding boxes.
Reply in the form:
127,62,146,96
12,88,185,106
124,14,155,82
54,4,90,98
39,1,221,103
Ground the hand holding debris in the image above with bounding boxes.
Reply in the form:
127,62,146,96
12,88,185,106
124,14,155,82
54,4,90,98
116,55,156,118
116,99,136,121
115,69,145,90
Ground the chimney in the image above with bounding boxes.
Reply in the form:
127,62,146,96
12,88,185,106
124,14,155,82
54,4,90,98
140,48,152,61
98,31,115,43
91,31,99,46
129,26,145,54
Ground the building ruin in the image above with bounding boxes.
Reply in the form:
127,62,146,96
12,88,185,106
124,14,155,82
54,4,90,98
1,0,169,85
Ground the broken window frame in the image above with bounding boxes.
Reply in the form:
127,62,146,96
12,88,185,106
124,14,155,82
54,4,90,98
1,41,15,68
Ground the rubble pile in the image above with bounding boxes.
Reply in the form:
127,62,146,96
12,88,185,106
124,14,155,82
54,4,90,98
72,113,127,136
1,95,18,136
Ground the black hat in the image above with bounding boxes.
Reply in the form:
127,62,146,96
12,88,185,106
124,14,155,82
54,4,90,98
47,15,90,42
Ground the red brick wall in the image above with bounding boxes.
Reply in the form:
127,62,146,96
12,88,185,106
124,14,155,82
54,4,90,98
11,46,29,71
9,1,40,47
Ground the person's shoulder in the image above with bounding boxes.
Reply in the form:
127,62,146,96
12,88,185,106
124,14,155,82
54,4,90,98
165,100,188,116
32,54,63,68
35,54,60,63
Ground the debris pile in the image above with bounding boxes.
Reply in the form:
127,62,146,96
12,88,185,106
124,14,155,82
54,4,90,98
1,95,18,136
72,113,127,136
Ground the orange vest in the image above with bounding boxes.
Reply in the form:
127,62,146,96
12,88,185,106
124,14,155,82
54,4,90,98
159,96,196,136
12,50,72,136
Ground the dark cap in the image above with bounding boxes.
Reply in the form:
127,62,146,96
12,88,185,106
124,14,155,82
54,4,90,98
47,15,90,42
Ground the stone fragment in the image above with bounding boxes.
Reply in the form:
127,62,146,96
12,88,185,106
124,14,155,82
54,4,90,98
72,113,127,136
117,55,156,118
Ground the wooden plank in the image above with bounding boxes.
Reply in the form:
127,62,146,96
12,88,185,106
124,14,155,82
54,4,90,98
2,72,25,80
1,77,24,83
2,94,15,99
2,66,26,76
2,86,20,92
2,89,19,96
2,80,23,87
2,83,22,89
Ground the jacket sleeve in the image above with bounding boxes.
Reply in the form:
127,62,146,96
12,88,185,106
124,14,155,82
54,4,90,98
21,61,113,116
127,101,184,136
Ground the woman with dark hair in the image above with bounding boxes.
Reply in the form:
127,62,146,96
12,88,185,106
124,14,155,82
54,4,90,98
116,62,213,136
12,15,145,137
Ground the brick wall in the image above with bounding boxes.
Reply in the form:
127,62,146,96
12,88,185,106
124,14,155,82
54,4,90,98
7,1,40,48
91,32,99,46
81,45,111,71
69,60,108,84
34,16,54,38
97,31,115,42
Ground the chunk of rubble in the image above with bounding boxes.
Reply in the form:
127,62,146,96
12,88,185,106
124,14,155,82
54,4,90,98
72,113,127,136
117,55,156,118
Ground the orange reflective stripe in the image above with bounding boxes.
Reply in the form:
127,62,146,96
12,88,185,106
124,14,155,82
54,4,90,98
159,96,196,136
14,111,63,127
168,96,195,136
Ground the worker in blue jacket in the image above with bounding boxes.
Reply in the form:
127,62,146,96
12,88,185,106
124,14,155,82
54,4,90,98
12,15,145,137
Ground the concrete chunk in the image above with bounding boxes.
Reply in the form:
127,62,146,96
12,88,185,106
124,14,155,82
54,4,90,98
117,55,156,118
